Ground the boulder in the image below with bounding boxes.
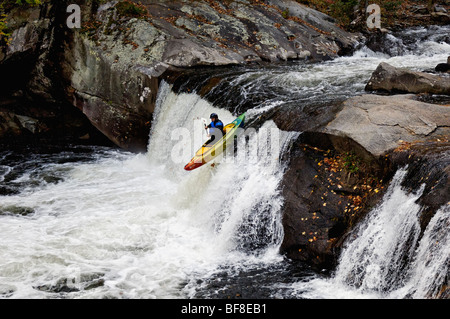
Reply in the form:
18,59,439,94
365,62,450,95
0,111,48,138
389,139,450,232
434,4,448,13
322,94,450,157
280,132,389,269
435,56,450,73
280,93,450,269
0,2,111,145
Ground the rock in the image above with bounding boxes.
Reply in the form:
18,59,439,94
0,2,110,145
434,4,448,13
322,94,450,157
365,62,450,95
431,11,450,23
389,139,450,232
280,93,450,269
0,112,22,137
410,5,429,14
0,111,48,137
14,115,47,134
1,0,361,149
280,132,389,269
435,56,450,73
363,31,406,57
59,0,360,150
435,63,450,72
66,32,158,152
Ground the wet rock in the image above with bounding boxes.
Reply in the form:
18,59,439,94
280,132,389,269
363,30,406,57
280,91,450,269
435,56,450,73
0,112,48,138
434,4,448,13
33,272,105,294
388,139,450,231
62,0,360,150
365,62,450,95
430,11,450,23
67,32,158,152
0,112,22,137
1,0,361,149
0,2,110,145
0,205,35,216
322,94,450,157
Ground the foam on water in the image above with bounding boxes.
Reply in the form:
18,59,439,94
0,82,298,298
0,26,448,298
287,168,448,299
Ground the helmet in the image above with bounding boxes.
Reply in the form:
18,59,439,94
210,113,218,119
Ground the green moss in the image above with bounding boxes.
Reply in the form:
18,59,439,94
343,151,361,174
12,0,42,6
0,0,44,43
115,0,149,18
0,4,11,46
329,0,359,26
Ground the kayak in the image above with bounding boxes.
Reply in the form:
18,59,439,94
184,113,246,171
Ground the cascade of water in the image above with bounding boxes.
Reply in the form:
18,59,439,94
390,205,449,299
0,24,448,298
333,168,425,294
287,168,448,299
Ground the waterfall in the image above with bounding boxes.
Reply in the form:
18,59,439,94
0,81,304,298
288,167,448,299
0,24,448,298
334,168,424,293
332,168,448,298
147,81,300,256
391,205,449,299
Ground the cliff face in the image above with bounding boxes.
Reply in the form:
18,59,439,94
0,0,360,150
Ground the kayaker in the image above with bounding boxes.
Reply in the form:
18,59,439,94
205,113,224,145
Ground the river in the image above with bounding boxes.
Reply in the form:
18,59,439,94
0,25,448,299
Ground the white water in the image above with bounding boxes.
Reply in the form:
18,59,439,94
220,26,450,109
0,82,298,299
0,26,449,299
289,168,449,299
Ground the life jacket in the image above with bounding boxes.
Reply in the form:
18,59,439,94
209,120,224,132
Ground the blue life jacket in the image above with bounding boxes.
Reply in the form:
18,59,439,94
208,120,224,134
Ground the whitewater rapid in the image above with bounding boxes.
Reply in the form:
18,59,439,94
0,81,299,298
0,25,448,299
287,168,449,299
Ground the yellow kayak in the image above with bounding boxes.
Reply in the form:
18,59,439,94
184,113,246,171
